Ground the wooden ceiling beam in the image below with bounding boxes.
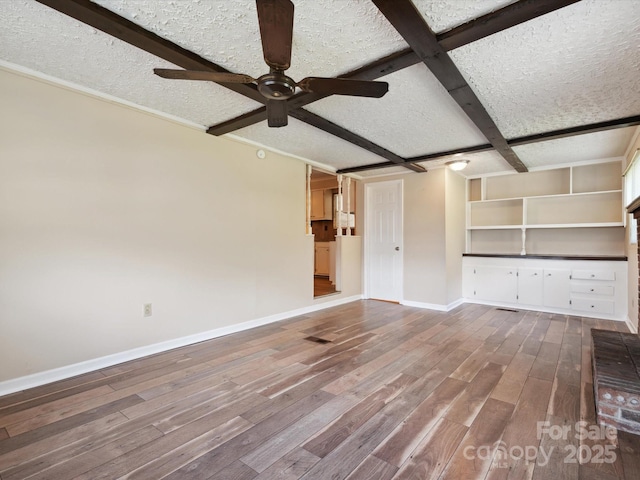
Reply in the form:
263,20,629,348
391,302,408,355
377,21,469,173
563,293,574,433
337,115,640,174
437,0,581,51
372,0,528,172
208,0,579,135
508,114,640,147
38,0,581,174
36,0,421,172
289,109,426,173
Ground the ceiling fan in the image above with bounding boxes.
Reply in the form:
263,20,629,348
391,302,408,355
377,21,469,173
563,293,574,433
153,0,389,128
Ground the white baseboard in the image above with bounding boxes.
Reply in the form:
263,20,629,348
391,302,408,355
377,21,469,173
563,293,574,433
0,295,363,397
463,298,628,323
401,298,464,312
625,316,638,334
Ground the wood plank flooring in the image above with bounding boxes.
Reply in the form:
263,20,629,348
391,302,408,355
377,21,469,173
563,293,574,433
313,276,337,297
1,300,639,479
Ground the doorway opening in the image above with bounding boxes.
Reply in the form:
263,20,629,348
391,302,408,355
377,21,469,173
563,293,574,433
308,169,356,298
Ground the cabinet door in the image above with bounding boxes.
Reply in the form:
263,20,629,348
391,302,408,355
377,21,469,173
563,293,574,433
315,246,330,275
310,190,325,220
543,269,571,308
475,266,517,303
517,268,543,305
462,265,477,298
571,298,615,315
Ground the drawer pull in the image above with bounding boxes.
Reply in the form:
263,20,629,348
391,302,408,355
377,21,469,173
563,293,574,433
590,288,594,292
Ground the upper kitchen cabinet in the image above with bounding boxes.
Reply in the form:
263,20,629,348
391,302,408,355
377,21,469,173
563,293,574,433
310,189,333,221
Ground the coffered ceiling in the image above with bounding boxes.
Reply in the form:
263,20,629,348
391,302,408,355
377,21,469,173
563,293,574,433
1,0,639,178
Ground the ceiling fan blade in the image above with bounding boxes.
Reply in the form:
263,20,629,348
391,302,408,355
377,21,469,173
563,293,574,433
267,99,288,127
297,77,389,98
153,68,255,83
256,0,294,71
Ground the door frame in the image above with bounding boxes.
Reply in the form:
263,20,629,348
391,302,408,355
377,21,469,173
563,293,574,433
364,179,404,301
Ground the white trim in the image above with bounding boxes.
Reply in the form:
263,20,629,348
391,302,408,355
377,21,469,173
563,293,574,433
402,298,464,312
0,61,344,178
0,295,362,397
0,60,206,132
462,298,627,323
225,134,338,175
623,126,640,159
356,169,411,180
622,148,640,176
465,157,625,180
625,316,638,334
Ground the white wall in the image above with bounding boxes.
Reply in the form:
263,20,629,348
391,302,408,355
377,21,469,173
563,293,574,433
625,127,640,332
0,67,360,388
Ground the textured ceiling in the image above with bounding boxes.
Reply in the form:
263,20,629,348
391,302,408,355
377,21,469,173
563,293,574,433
1,0,639,178
305,63,489,158
513,127,637,169
235,117,384,171
412,0,516,33
450,0,640,138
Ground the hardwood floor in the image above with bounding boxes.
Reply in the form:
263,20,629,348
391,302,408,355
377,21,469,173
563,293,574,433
1,301,639,479
313,276,337,297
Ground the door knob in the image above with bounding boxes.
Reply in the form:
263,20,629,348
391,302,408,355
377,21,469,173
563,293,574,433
395,246,400,251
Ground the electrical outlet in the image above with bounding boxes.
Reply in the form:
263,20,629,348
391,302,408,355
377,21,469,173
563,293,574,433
144,303,152,317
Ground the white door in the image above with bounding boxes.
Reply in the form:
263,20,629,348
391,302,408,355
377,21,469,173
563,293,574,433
365,180,403,302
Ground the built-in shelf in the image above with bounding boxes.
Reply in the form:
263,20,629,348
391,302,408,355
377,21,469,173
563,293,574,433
466,161,625,256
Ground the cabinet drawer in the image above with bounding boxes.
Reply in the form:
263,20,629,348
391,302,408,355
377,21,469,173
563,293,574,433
571,298,615,315
571,270,615,281
570,284,614,296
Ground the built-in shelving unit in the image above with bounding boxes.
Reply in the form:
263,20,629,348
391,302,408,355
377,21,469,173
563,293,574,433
466,161,625,256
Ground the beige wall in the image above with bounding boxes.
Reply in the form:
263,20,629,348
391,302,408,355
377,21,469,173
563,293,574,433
361,168,465,308
445,169,466,304
402,170,446,304
0,68,360,386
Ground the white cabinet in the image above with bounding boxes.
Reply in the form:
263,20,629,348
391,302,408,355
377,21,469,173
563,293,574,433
310,189,333,221
462,256,627,321
517,268,543,306
474,266,517,303
542,269,571,309
572,269,616,281
314,242,330,276
571,298,615,315
569,269,617,316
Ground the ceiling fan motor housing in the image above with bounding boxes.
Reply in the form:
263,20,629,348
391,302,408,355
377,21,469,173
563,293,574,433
257,72,296,100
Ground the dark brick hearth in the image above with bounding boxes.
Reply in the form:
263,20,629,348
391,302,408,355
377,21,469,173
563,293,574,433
592,329,640,435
